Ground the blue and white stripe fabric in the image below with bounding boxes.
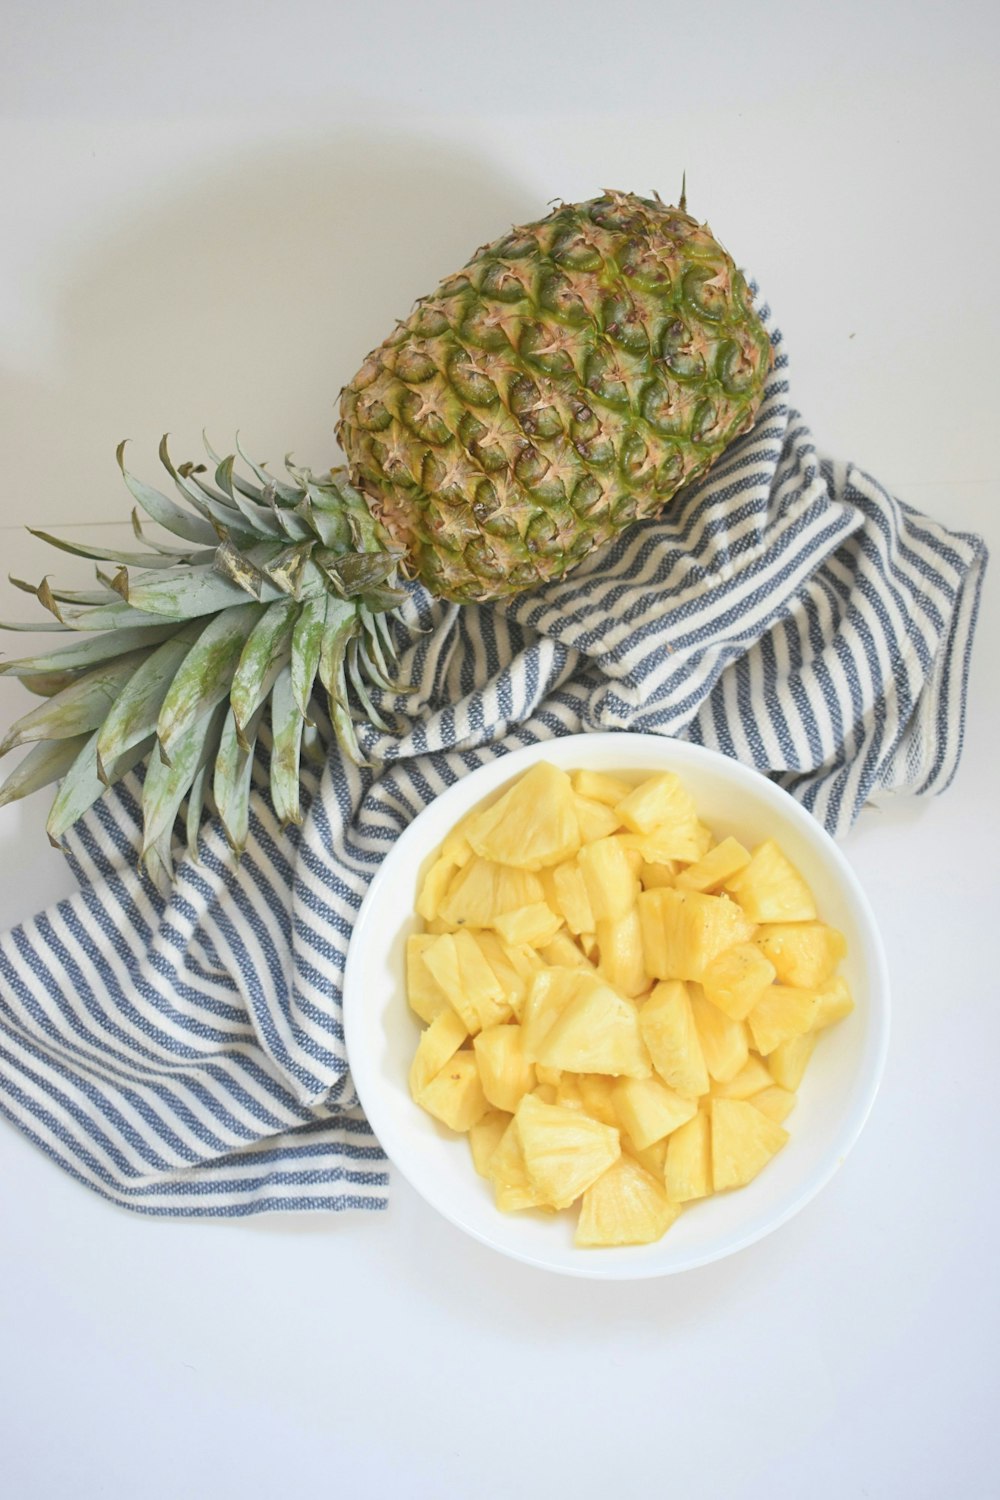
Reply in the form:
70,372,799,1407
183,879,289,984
0,297,988,1216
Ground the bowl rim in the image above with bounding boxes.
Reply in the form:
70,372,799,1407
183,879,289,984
343,733,891,1279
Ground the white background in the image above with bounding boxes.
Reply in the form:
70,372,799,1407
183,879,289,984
1,3,997,1496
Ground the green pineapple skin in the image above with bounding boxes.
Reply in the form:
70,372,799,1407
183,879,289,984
337,191,773,604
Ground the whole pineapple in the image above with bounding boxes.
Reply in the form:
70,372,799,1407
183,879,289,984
339,190,772,602
0,191,771,875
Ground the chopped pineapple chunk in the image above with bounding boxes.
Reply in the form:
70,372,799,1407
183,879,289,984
539,930,595,971
488,1116,547,1211
753,922,847,987
766,1030,818,1090
676,835,752,892
578,836,639,921
520,968,583,1061
574,794,623,843
535,975,651,1078
640,859,677,890
551,860,596,934
814,974,855,1030
408,1008,469,1100
639,980,710,1098
406,933,451,1024
615,771,698,836
612,1075,697,1149
467,762,581,870
419,1051,490,1132
421,930,511,1034
492,902,563,948
710,1099,789,1190
416,854,461,922
514,1094,620,1210
750,1086,797,1124
572,769,633,807
437,857,545,928
747,984,820,1056
472,931,536,1019
701,941,776,1020
575,1073,620,1127
473,1024,537,1113
468,1109,511,1176
709,1055,774,1099
689,984,750,1083
727,840,817,923
665,1110,713,1202
639,886,756,982
576,1155,681,1246
596,910,648,998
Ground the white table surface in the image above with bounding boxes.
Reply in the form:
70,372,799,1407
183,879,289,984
1,4,997,1496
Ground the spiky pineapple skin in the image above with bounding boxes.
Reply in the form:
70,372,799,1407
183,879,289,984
338,191,773,604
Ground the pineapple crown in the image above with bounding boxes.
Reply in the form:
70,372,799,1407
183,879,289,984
0,437,408,882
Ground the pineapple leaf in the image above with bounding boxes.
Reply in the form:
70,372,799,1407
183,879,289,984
18,670,84,698
56,599,182,632
0,648,155,755
214,702,266,852
0,733,93,809
94,624,203,774
269,662,305,825
0,623,181,677
8,576,119,609
117,442,218,548
25,527,206,570
126,563,286,619
157,436,256,539
46,728,155,844
184,762,211,861
141,699,229,854
156,602,266,765
212,454,285,539
230,599,298,737
234,433,301,505
261,540,314,597
214,538,267,599
290,593,329,721
318,611,365,766
346,636,392,731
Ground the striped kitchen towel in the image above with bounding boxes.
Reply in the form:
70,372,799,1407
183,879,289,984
0,298,988,1216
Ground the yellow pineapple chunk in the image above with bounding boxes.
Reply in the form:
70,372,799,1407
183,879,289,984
437,857,544,928
473,1023,537,1113
488,1116,547,1210
416,854,461,922
575,1073,620,1127
514,1093,620,1210
639,980,710,1097
748,984,820,1056
676,836,752,892
555,1072,585,1112
574,794,623,843
620,824,707,864
766,1030,818,1090
639,886,756,981
640,859,677,890
709,1054,774,1099
665,1110,712,1202
439,810,476,868
701,941,776,1020
814,974,855,1030
577,836,639,921
471,931,536,1019
596,910,649,998
753,922,847,987
421,930,511,1034
551,861,596,935
727,840,817,923
540,931,595,971
406,934,451,1023
614,771,697,835
532,1083,559,1105
622,1132,669,1178
520,968,583,1061
535,1063,562,1086
689,984,750,1082
751,1086,797,1124
467,762,581,870
572,769,633,806
535,975,651,1079
468,1109,511,1176
576,1155,681,1246
424,915,459,934
418,1051,490,1132
408,1008,469,1100
492,902,563,948
710,1099,789,1190
612,1075,698,1149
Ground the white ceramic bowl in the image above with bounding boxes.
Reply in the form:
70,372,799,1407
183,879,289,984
343,734,890,1279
